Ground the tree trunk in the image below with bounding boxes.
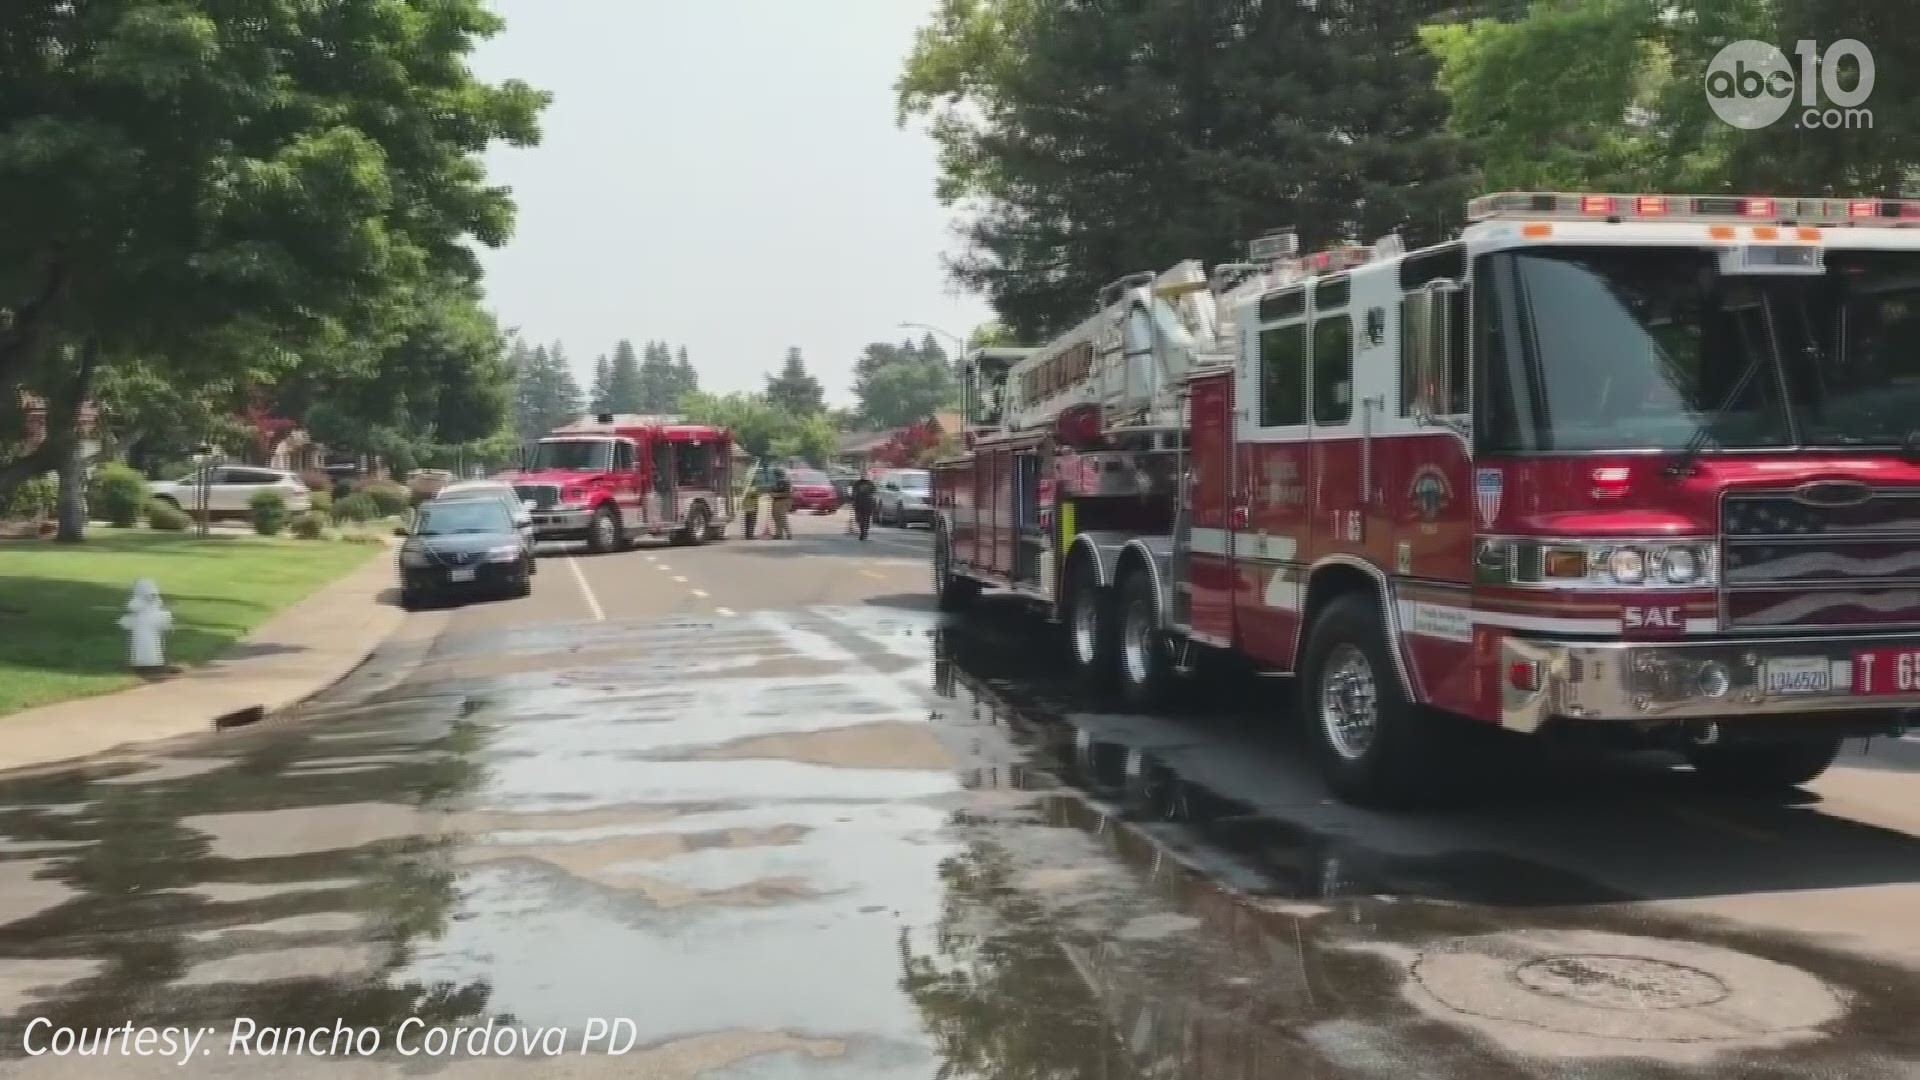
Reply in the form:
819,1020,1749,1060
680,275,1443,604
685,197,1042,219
55,441,85,543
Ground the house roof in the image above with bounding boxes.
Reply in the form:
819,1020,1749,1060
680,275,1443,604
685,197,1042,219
836,431,893,454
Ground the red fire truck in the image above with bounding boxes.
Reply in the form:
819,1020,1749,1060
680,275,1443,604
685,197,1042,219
509,413,735,552
932,191,1920,805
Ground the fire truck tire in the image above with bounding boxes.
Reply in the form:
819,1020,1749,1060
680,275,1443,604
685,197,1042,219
1299,593,1446,807
934,530,979,612
1685,736,1842,791
676,503,710,546
1116,570,1177,710
586,506,622,554
1065,559,1119,691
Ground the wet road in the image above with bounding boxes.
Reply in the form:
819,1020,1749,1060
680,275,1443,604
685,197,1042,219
1,510,1916,1078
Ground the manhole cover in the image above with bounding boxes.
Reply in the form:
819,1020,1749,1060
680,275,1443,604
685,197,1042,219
1513,954,1730,1010
1409,929,1843,1046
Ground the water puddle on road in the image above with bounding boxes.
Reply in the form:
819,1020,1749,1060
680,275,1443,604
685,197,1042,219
926,614,1920,1079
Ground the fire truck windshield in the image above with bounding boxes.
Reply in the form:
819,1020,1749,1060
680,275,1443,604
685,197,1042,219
530,439,614,472
1476,245,1920,454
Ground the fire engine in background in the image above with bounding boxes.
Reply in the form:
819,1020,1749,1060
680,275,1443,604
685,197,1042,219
509,413,735,552
932,191,1920,806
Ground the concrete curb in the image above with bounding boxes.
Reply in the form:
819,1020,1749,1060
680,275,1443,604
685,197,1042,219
0,544,409,774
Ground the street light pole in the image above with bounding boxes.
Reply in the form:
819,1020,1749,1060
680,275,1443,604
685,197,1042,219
896,322,969,353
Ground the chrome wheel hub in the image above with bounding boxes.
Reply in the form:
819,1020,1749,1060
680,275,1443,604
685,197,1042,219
1122,597,1155,687
1319,644,1380,761
1071,591,1100,666
594,514,614,546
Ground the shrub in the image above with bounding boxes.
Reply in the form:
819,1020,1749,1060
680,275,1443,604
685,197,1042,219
364,482,410,517
300,468,332,494
4,474,58,520
340,529,386,546
146,499,192,531
289,510,329,540
249,490,289,536
333,492,381,523
93,464,148,528
307,489,333,515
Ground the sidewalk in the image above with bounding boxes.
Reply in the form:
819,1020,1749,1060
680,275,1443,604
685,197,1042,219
0,548,405,773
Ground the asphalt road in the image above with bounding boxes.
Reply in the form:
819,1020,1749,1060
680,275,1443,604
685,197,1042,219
0,508,1915,1078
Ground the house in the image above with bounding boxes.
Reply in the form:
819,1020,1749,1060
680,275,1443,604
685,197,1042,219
19,394,100,460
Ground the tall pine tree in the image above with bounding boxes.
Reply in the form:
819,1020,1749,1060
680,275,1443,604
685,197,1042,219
515,343,583,440
636,340,679,412
590,355,612,413
605,340,642,413
765,347,825,415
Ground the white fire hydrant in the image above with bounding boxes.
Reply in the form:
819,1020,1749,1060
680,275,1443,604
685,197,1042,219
119,578,173,671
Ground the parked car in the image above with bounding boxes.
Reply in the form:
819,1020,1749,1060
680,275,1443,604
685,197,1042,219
875,469,933,526
397,497,534,608
431,480,538,555
786,468,842,513
148,466,311,520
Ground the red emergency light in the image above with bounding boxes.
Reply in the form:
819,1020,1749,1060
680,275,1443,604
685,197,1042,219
1467,192,1920,227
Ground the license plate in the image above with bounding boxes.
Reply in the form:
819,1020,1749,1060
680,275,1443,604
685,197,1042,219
447,566,476,583
1762,656,1831,695
1846,647,1920,695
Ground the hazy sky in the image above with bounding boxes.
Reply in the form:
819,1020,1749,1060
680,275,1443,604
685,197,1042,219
468,0,994,408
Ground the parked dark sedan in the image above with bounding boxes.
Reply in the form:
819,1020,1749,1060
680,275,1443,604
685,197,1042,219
398,498,534,609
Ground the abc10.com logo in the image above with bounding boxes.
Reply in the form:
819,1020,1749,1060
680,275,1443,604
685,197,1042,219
1705,39,1873,131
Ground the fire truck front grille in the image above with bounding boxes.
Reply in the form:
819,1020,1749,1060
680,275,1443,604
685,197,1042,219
514,483,560,510
1720,489,1920,632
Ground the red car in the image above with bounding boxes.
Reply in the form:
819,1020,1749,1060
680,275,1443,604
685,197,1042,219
787,468,841,513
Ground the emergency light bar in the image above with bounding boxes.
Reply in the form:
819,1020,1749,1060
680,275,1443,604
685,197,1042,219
1467,192,1920,227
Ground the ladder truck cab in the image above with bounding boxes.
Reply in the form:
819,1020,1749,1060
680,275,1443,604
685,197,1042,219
511,413,735,553
932,192,1920,806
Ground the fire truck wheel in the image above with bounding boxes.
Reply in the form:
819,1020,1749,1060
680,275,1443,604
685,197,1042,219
1685,736,1843,791
934,531,979,612
1116,570,1176,709
676,503,710,546
1065,560,1119,691
586,506,622,554
1300,592,1442,807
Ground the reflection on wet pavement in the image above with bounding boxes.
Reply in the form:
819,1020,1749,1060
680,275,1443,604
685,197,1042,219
0,600,1911,1078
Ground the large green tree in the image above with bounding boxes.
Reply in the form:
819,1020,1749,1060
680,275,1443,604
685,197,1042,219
852,338,959,429
0,0,548,501
680,390,836,465
1422,0,1918,196
900,0,1474,341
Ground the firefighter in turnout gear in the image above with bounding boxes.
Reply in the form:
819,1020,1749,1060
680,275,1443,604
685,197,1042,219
768,468,794,539
740,469,762,539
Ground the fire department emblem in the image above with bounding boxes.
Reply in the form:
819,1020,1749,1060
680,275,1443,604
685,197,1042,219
1409,464,1451,523
1474,467,1503,529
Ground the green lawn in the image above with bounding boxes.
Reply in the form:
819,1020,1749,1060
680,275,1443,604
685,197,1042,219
0,531,382,717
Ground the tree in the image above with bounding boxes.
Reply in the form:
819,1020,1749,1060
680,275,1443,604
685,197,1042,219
513,344,583,443
0,0,549,506
765,347,825,415
274,278,515,464
636,340,678,412
604,340,642,413
671,346,700,411
1420,0,1919,197
589,355,613,414
680,390,835,465
852,340,960,429
899,0,1474,340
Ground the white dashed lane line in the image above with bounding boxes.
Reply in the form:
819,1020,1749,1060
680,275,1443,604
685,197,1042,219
566,557,606,622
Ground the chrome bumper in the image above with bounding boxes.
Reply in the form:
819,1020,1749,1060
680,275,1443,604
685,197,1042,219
1502,634,1920,732
531,509,591,531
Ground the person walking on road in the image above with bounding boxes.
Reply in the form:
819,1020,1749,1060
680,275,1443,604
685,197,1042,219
850,473,877,541
769,468,794,539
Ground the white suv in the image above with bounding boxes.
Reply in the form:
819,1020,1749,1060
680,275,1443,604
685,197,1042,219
148,466,312,519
